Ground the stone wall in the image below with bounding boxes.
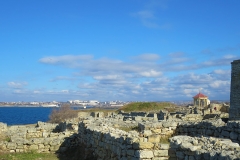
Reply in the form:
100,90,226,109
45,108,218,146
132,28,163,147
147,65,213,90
170,135,240,160
0,122,7,133
229,59,240,120
175,120,240,144
78,117,170,160
0,121,77,153
2,109,240,159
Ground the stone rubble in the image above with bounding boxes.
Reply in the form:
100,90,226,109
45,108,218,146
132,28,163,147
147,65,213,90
1,110,240,159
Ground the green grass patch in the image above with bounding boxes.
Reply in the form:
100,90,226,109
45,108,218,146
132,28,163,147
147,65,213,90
0,151,58,160
118,102,176,112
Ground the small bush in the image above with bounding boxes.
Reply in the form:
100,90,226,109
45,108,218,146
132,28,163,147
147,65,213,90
48,104,78,123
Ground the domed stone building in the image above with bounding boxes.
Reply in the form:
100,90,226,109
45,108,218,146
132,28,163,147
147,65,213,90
193,92,210,108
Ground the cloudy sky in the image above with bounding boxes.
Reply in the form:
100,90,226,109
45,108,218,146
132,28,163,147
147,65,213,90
0,0,239,102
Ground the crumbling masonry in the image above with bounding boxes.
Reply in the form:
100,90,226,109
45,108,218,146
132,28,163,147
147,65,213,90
229,59,240,120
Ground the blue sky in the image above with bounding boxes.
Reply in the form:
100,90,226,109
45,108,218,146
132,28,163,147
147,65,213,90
0,0,239,102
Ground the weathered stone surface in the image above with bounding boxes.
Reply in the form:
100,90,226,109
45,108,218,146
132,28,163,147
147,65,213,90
148,135,160,143
135,150,154,158
29,144,38,150
138,142,154,149
153,150,168,157
229,131,238,140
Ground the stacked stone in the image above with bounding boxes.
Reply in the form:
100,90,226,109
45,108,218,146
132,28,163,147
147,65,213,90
180,114,203,121
78,118,170,160
138,120,179,139
175,119,240,144
170,135,240,160
230,59,240,120
0,121,76,153
0,122,7,133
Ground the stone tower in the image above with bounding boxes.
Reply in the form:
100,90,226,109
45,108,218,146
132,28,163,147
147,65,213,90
229,59,240,120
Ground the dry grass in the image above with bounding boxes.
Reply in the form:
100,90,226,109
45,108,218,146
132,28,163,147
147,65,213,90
118,102,176,112
80,108,117,116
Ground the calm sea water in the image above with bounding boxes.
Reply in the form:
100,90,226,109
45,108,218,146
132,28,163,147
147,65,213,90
0,107,54,125
0,106,92,125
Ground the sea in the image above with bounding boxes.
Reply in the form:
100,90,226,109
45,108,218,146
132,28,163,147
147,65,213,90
0,106,88,126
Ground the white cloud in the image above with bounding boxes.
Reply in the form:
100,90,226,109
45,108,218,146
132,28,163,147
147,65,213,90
211,69,230,75
33,90,41,94
39,55,93,68
139,70,162,77
7,82,28,88
133,53,160,61
5,52,235,101
13,89,26,94
209,80,229,89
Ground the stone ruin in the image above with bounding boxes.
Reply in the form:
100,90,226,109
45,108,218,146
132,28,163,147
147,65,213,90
0,59,239,159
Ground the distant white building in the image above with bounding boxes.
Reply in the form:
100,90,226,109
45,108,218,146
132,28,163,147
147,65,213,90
67,100,99,106
30,102,40,105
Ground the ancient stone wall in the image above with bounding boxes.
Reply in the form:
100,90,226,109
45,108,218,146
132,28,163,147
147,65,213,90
230,59,240,120
0,121,77,153
2,110,240,159
175,120,240,143
0,122,7,133
170,135,240,159
78,118,170,160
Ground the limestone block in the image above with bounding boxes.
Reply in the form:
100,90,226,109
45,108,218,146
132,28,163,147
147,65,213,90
0,142,7,150
159,144,170,150
27,128,37,133
49,139,61,146
135,150,154,159
29,144,38,150
154,150,168,157
180,142,193,150
49,144,60,151
138,142,154,149
152,157,169,160
16,144,24,149
148,135,160,143
143,130,152,137
9,150,15,153
7,142,17,150
38,144,44,149
15,149,24,153
230,131,238,140
190,145,201,151
162,121,177,128
152,129,162,134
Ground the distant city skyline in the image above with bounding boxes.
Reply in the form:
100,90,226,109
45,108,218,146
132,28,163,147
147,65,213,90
0,0,239,102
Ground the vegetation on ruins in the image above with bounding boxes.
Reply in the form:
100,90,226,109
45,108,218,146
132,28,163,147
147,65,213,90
0,151,59,160
81,108,117,116
0,133,10,143
118,102,176,112
48,104,78,123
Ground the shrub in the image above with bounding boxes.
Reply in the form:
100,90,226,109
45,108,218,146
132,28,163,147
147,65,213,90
48,104,78,123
